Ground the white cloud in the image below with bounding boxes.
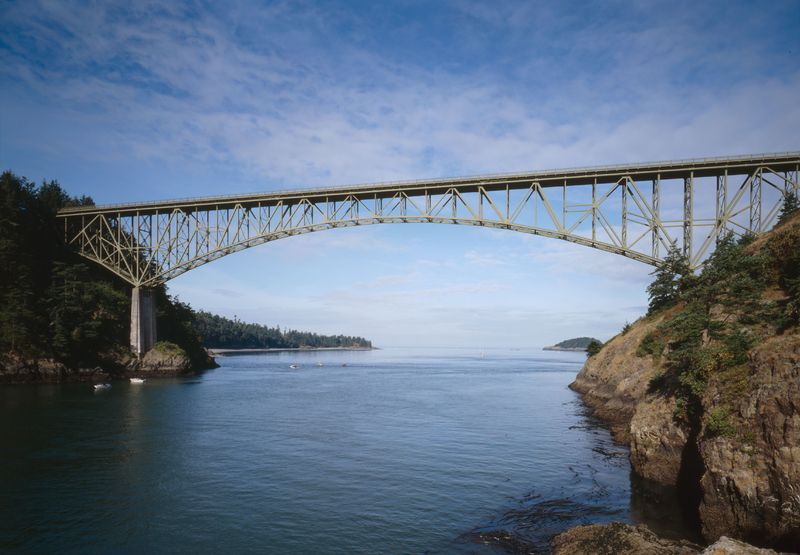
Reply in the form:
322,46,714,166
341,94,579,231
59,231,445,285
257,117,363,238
3,0,798,347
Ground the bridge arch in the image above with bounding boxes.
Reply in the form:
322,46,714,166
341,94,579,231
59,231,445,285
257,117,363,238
57,153,800,354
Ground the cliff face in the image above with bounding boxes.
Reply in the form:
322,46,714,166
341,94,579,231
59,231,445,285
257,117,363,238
572,326,800,548
569,310,690,485
699,334,800,548
570,212,800,549
569,313,663,443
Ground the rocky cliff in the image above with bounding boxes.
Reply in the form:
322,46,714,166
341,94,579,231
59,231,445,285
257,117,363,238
551,523,780,554
0,354,112,383
0,341,216,383
570,211,800,551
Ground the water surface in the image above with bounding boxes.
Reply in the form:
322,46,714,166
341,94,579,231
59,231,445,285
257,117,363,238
1,348,666,553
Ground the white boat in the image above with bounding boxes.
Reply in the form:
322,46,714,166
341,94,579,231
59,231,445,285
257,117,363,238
316,362,324,367
93,383,111,391
289,364,299,369
130,378,145,384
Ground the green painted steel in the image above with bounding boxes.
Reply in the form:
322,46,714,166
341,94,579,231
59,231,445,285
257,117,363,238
58,152,800,286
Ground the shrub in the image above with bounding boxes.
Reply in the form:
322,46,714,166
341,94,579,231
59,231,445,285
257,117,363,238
586,339,603,357
704,407,736,438
152,341,187,357
647,371,667,393
637,332,664,359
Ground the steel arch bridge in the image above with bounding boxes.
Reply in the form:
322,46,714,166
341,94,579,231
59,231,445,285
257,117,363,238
57,152,800,354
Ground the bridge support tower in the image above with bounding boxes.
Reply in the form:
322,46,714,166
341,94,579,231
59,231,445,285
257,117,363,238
130,287,157,357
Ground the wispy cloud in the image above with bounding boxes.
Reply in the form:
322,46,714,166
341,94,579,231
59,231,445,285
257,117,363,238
2,0,797,347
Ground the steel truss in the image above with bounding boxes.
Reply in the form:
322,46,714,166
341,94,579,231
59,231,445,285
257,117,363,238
58,153,800,287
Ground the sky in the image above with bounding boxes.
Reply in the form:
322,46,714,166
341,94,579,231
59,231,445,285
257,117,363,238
1,0,799,348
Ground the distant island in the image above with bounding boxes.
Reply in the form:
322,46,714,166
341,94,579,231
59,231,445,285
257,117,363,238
543,337,600,352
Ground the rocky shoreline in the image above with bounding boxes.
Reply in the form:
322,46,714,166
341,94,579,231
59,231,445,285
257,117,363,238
551,522,781,554
0,342,218,384
564,318,800,553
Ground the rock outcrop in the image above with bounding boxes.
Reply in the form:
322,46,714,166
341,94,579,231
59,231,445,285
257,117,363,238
130,343,193,375
569,313,665,442
551,522,700,554
0,342,215,383
568,212,800,550
629,393,689,485
571,319,800,551
570,326,800,549
551,523,781,555
701,536,781,554
698,334,800,549
0,354,110,383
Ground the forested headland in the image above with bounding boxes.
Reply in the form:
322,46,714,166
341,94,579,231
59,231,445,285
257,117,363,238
543,336,601,352
0,171,372,379
194,311,372,349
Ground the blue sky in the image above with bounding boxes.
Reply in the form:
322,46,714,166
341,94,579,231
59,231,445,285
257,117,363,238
2,0,799,348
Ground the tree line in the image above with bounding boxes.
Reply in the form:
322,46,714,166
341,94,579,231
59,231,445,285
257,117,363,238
193,311,372,349
0,171,372,367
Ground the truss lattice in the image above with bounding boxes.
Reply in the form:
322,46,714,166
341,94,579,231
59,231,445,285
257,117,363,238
58,153,800,286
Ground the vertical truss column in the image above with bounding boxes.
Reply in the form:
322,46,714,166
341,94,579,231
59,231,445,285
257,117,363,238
652,176,660,258
750,169,762,232
621,179,628,248
795,165,800,192
683,173,693,260
716,170,728,242
592,177,597,243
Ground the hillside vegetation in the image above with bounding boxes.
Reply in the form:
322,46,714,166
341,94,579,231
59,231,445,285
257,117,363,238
546,337,600,350
572,194,800,550
194,311,372,349
0,171,211,370
640,196,799,432
0,171,372,378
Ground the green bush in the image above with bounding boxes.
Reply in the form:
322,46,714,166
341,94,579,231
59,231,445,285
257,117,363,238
637,332,664,359
152,341,187,357
704,407,736,438
586,339,603,357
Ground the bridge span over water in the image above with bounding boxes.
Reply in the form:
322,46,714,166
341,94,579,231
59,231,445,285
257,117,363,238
57,152,800,355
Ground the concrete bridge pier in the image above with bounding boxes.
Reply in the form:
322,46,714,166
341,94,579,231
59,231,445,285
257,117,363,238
130,287,157,357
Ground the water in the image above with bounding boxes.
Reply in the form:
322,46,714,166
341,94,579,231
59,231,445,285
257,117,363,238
0,348,673,553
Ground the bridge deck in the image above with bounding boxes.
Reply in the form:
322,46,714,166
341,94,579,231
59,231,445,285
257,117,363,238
57,152,800,217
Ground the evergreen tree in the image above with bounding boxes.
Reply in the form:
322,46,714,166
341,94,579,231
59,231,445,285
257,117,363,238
646,248,690,314
777,191,799,225
586,339,602,357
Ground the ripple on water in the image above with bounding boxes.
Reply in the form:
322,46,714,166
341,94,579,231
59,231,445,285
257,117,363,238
0,349,687,554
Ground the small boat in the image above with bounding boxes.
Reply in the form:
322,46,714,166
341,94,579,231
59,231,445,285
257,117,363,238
93,383,111,391
289,364,299,369
316,362,324,367
130,378,145,384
